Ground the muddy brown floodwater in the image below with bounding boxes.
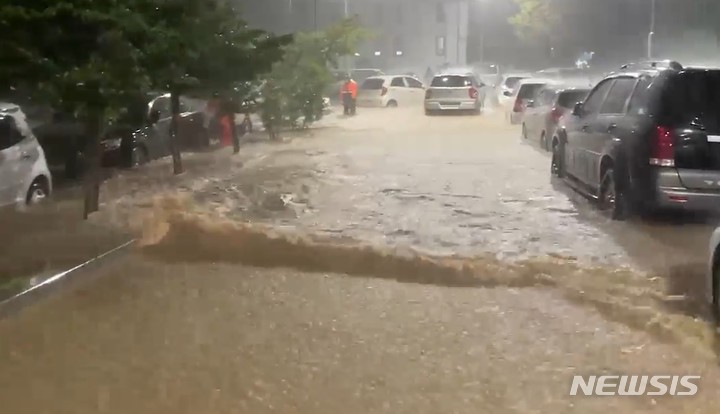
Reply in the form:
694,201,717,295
1,107,719,413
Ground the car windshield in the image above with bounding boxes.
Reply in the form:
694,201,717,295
431,75,472,87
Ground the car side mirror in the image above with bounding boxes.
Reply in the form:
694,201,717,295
503,91,512,97
148,109,161,124
572,102,583,116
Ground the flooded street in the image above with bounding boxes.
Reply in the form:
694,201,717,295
1,107,720,412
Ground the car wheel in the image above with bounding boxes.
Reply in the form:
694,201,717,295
521,123,528,140
130,146,149,167
551,139,565,178
599,167,626,220
425,109,435,116
387,100,398,108
26,178,49,205
540,132,549,151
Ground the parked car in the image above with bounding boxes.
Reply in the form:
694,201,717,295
506,78,556,124
550,62,720,219
498,74,530,108
0,102,52,208
357,75,425,108
522,86,590,151
329,68,385,103
31,92,205,178
424,72,486,115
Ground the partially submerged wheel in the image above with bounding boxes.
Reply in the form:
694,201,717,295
599,167,626,220
551,140,565,178
26,178,49,205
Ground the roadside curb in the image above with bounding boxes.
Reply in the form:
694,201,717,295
0,239,136,320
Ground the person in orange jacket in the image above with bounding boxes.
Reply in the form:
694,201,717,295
340,73,358,116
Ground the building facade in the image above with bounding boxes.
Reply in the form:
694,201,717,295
237,0,469,74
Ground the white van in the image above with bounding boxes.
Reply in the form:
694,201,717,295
0,102,52,208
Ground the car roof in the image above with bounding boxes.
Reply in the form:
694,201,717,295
519,78,557,85
434,72,474,77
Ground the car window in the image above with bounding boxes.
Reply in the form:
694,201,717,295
390,77,406,87
558,90,590,109
150,97,172,119
657,71,720,128
538,89,557,106
627,76,653,116
362,78,385,90
582,80,614,114
431,76,472,87
518,84,545,99
504,76,526,89
405,77,424,88
0,115,24,151
600,77,637,114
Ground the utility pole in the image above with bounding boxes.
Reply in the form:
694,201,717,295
648,0,656,59
314,0,318,31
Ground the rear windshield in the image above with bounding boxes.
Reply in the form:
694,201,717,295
504,76,526,89
658,71,720,128
361,78,385,90
558,90,589,108
518,84,545,99
431,76,472,87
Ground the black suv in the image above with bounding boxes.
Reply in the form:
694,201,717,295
551,63,720,219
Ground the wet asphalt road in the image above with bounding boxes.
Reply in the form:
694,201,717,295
1,107,720,412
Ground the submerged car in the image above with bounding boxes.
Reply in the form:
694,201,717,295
424,72,486,115
0,102,52,208
551,62,720,219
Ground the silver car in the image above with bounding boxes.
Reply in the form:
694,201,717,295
0,102,52,208
424,73,486,115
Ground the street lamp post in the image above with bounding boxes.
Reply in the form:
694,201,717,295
648,0,656,59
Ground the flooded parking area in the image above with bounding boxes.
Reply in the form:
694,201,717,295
1,107,719,413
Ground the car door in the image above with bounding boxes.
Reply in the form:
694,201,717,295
147,95,173,157
565,79,613,183
0,115,27,206
587,77,638,188
404,77,426,105
389,77,408,104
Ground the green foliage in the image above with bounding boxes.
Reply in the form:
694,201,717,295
261,17,369,133
508,0,557,43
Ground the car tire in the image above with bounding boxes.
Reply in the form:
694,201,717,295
598,167,626,220
130,146,149,168
26,178,49,205
521,123,528,140
387,100,398,108
540,131,549,151
551,139,565,178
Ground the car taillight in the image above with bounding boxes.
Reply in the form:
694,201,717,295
650,126,675,167
425,89,432,99
513,97,523,113
381,87,388,96
469,87,478,99
550,106,563,123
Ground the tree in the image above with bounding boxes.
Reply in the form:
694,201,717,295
508,0,557,43
139,0,289,172
260,17,370,138
0,0,152,218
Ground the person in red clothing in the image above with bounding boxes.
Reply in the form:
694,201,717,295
340,73,358,116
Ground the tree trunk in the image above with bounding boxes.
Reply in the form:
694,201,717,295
169,89,184,175
231,110,240,154
83,109,105,219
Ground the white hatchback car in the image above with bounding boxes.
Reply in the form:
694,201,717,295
0,102,52,208
356,75,426,108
